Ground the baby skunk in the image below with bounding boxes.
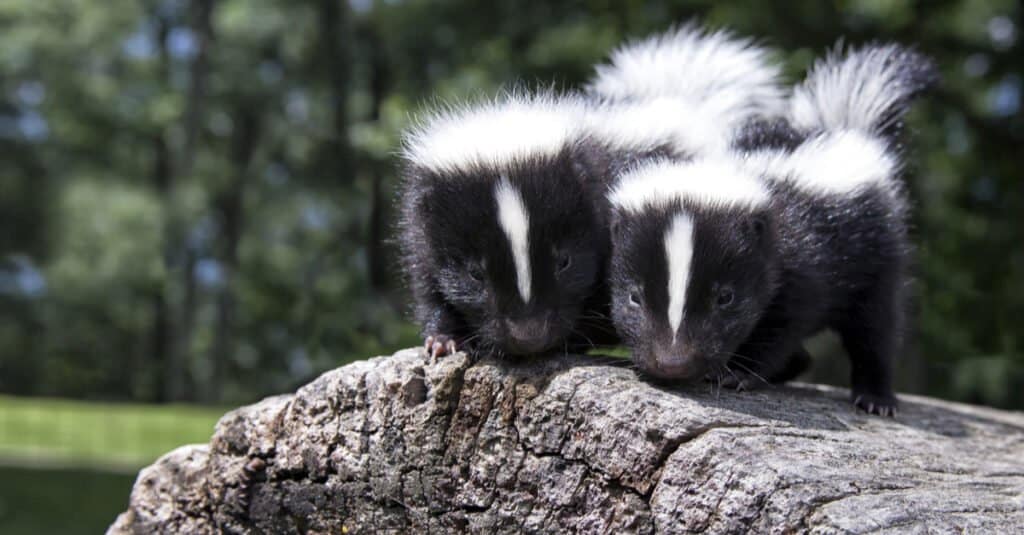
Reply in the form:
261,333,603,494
397,92,613,359
398,26,784,360
606,44,938,416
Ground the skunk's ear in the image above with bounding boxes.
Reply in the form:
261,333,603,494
569,140,613,185
750,215,767,237
742,212,772,244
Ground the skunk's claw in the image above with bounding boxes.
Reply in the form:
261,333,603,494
852,392,899,417
708,371,761,392
719,372,761,392
424,335,458,362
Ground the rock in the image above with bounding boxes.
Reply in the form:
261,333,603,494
109,349,1024,534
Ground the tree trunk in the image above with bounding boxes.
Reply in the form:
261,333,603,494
145,0,216,402
318,0,353,183
171,0,217,403
182,0,215,172
148,130,173,402
111,349,1024,534
149,13,175,403
207,105,261,403
365,24,390,290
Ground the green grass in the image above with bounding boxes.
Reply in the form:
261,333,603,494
0,395,226,469
0,395,229,533
586,346,632,359
0,465,136,535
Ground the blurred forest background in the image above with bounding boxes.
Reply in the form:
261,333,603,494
0,1,1022,529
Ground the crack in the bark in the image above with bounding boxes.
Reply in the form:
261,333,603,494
746,478,797,531
701,468,740,532
437,356,474,461
553,377,585,454
519,373,653,506
643,421,766,504
798,480,919,531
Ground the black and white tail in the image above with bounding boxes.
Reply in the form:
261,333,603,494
739,44,938,199
789,43,939,138
586,23,786,128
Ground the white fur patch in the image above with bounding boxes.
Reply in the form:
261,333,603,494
742,130,897,196
584,97,732,157
403,92,585,174
608,158,770,214
587,24,786,125
790,44,917,135
664,214,695,339
495,177,531,303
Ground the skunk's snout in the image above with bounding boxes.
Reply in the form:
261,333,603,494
641,340,705,381
503,315,556,355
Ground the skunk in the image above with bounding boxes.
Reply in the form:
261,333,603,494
397,26,784,360
605,44,938,415
397,92,615,359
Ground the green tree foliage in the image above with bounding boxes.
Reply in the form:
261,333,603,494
0,0,1020,408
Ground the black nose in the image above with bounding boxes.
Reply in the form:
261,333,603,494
504,316,553,354
643,343,704,380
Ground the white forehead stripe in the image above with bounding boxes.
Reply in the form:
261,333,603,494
403,93,584,174
742,130,897,195
495,178,531,303
608,158,770,214
665,214,695,339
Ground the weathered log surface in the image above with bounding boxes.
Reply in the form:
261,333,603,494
109,348,1024,534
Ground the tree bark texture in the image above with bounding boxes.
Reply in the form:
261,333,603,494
110,349,1024,534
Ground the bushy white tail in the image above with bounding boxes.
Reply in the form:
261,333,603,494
586,23,786,128
789,44,938,136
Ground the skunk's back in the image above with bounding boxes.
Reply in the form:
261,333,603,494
586,24,785,127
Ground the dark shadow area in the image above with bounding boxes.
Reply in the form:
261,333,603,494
0,464,135,535
547,352,1024,438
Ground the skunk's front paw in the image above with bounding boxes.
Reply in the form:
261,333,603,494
712,370,765,392
852,390,899,417
424,334,458,362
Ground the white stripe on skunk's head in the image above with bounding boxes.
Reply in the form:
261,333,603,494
608,158,771,215
742,130,898,196
494,176,532,304
583,97,732,158
664,213,695,339
609,159,769,339
402,91,585,175
789,43,938,136
586,23,786,125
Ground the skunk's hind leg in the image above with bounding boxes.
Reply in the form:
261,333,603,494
837,275,904,417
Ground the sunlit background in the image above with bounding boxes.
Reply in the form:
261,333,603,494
0,0,1021,532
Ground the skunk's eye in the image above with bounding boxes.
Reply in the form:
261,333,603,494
716,286,735,307
556,254,572,274
628,289,642,308
468,263,485,282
